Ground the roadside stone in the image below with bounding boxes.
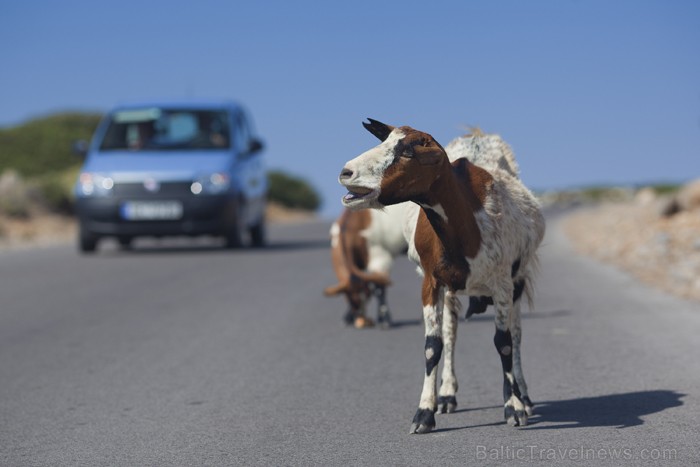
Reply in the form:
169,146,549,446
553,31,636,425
660,178,700,217
676,179,700,212
0,170,32,219
635,187,656,206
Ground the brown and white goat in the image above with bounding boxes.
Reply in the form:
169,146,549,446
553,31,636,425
324,203,409,328
338,119,545,433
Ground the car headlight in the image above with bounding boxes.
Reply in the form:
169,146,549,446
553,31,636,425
191,172,230,195
78,173,114,196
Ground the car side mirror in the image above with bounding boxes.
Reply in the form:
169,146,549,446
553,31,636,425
73,140,89,158
248,138,264,154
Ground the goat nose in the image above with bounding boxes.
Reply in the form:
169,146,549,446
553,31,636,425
339,167,353,180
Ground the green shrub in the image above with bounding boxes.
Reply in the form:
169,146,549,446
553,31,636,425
0,112,101,177
0,194,31,219
267,170,321,211
648,183,681,196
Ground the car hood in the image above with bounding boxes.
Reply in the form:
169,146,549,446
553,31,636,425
81,150,234,182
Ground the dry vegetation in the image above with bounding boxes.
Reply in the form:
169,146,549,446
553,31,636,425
563,180,700,301
0,169,76,251
0,213,75,251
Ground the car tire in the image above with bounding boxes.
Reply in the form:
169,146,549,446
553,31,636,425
118,236,133,250
250,219,266,248
224,226,243,249
79,225,99,254
223,210,244,249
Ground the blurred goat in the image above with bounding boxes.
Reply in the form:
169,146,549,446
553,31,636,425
324,203,409,328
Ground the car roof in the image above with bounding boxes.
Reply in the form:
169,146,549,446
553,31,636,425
111,98,244,112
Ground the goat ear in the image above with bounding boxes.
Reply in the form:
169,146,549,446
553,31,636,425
363,118,395,142
414,145,444,165
414,136,445,165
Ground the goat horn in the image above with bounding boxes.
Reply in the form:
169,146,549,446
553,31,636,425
363,118,395,142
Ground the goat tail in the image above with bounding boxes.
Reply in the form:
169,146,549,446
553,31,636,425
350,268,392,287
324,282,347,296
521,252,541,312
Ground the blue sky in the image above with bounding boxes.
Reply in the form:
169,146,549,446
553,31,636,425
1,0,698,217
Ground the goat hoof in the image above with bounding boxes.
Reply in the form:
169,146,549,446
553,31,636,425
377,311,392,329
437,396,457,414
523,396,534,416
409,408,436,434
409,423,433,434
504,397,529,427
353,316,375,329
343,310,355,326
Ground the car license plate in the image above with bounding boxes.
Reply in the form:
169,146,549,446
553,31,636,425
121,201,183,220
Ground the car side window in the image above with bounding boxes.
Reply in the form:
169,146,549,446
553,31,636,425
231,112,251,155
238,113,251,153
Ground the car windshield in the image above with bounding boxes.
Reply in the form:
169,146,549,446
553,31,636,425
99,108,231,151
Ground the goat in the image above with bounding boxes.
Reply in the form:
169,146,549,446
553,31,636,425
324,203,410,328
338,119,545,434
445,130,523,319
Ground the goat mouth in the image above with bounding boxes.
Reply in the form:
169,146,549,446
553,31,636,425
342,186,378,204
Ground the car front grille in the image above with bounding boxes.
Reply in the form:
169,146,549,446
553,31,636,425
113,181,193,197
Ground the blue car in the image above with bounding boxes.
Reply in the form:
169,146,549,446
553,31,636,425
74,99,267,253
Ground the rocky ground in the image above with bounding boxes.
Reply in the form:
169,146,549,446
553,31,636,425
0,212,76,251
563,181,700,302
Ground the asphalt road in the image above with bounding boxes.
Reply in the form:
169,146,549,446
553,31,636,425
1,215,698,466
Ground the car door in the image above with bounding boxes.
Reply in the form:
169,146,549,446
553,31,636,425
232,110,265,226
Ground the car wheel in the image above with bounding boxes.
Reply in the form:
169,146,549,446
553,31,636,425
250,219,266,248
79,225,99,254
224,227,243,248
118,236,133,250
